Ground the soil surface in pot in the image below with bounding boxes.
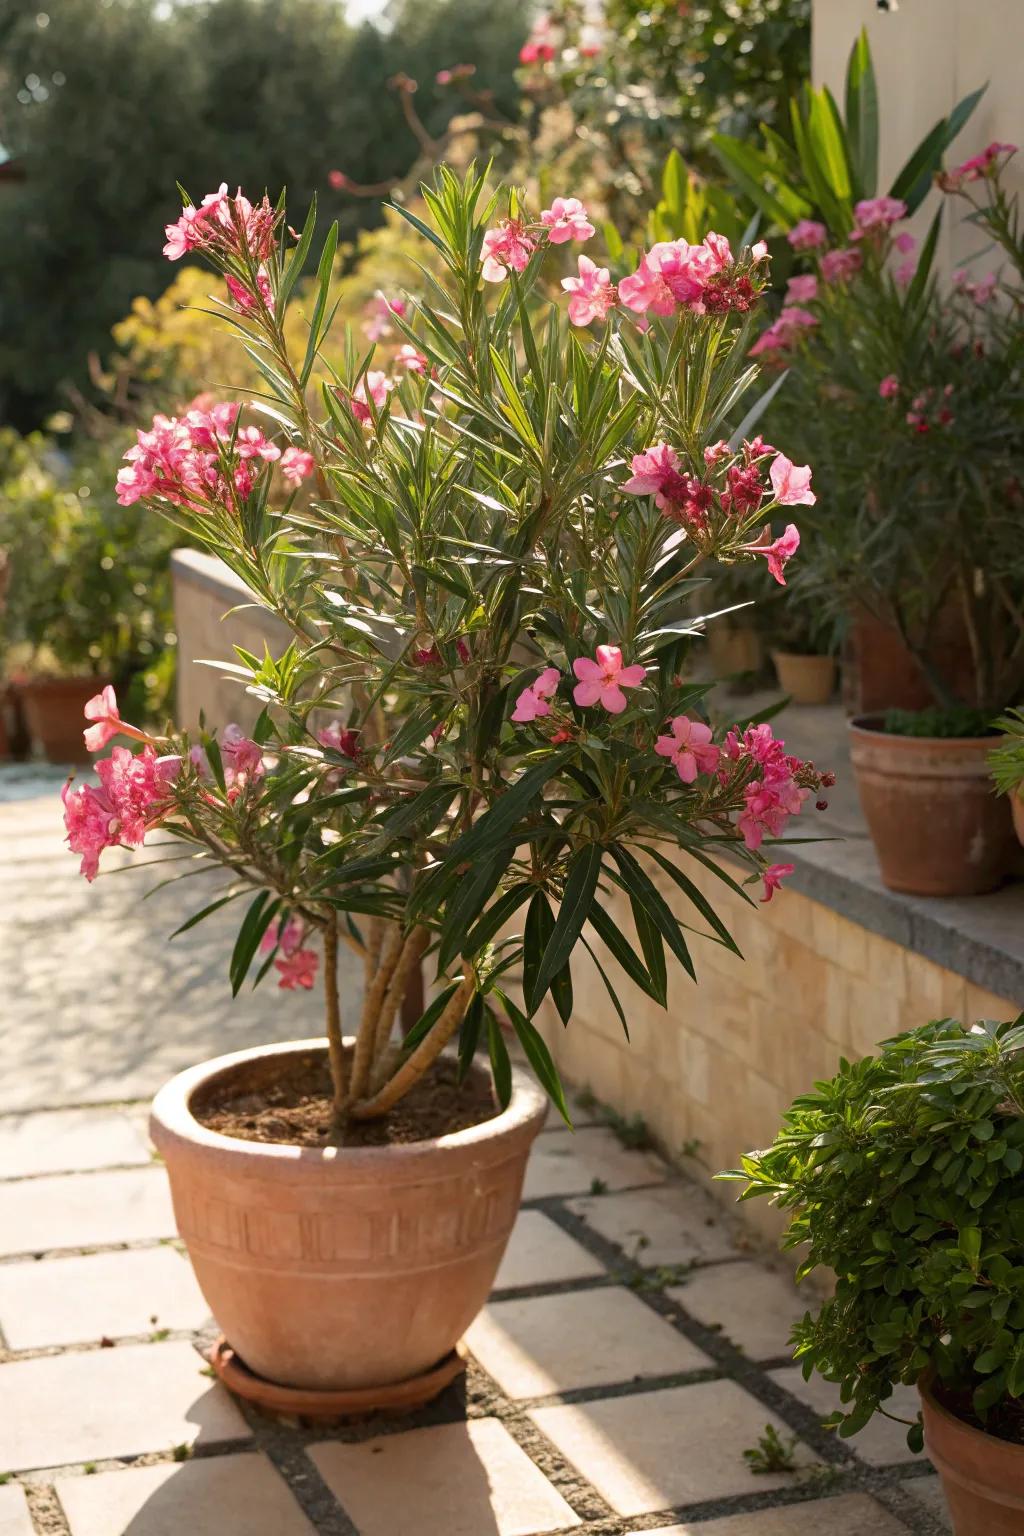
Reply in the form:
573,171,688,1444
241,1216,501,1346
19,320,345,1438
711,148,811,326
192,1049,498,1148
933,1380,1024,1446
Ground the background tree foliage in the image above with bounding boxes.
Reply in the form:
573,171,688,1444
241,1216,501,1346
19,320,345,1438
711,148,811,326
0,0,526,427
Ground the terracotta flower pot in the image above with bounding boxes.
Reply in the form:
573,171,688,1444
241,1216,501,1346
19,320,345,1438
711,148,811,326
841,605,977,717
771,650,836,706
18,675,108,763
707,625,763,677
921,1379,1024,1535
849,717,1015,897
150,1038,547,1393
1012,790,1024,851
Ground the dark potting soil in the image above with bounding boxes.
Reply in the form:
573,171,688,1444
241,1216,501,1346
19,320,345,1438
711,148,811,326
191,1050,498,1148
933,1380,1024,1446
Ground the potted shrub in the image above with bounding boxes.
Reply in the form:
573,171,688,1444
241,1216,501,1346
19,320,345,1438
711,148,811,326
63,169,831,1407
0,427,178,761
990,707,1024,850
727,1015,1024,1536
747,139,1024,895
767,586,838,705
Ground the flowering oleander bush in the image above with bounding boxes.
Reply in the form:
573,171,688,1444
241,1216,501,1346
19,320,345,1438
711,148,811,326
751,144,1024,715
63,166,830,1130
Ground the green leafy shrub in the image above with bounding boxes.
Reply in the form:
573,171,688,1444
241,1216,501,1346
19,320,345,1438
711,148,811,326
725,1018,1024,1449
883,707,995,740
989,708,1024,797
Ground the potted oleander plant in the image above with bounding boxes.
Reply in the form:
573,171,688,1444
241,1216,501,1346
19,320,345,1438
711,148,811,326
727,1016,1024,1536
990,707,1024,850
63,168,830,1408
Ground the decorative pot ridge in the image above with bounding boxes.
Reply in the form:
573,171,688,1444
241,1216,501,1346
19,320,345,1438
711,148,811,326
849,716,1014,897
151,1038,547,1392
920,1378,1024,1534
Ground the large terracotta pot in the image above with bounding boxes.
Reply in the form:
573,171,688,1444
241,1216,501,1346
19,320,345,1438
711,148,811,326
771,651,836,706
18,675,108,763
1012,790,1024,851
841,606,977,717
849,717,1015,897
150,1038,547,1392
921,1380,1024,1535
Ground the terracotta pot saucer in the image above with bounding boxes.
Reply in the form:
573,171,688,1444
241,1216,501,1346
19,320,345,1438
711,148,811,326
209,1336,467,1422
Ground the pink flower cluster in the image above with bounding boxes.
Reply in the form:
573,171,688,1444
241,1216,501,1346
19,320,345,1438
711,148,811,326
561,255,618,326
519,13,556,63
362,294,406,342
618,234,765,320
749,304,817,358
905,384,955,434
481,197,594,283
511,667,561,723
940,142,1018,190
655,715,719,783
260,914,319,990
63,747,179,881
787,220,828,253
619,439,810,583
727,723,812,852
318,719,362,760
850,196,907,239
163,184,277,266
572,647,646,714
952,268,999,306
346,370,394,424
116,402,292,509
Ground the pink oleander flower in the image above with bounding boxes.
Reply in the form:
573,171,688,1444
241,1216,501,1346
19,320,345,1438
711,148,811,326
83,685,123,753
328,169,350,191
953,268,999,305
787,219,828,252
395,342,429,374
235,425,281,462
722,462,765,515
275,947,319,990
620,442,682,508
879,374,900,399
224,266,273,315
63,744,179,880
654,715,720,783
163,204,202,260
221,723,264,783
519,16,556,64
895,258,917,287
945,142,1018,186
540,197,596,244
348,370,394,423
894,232,917,255
511,667,561,723
481,220,536,282
748,305,817,358
617,252,676,317
785,274,818,304
851,196,907,237
280,446,315,486
619,236,733,317
362,294,406,342
750,240,769,261
769,454,815,507
572,645,646,714
163,185,276,265
704,440,731,467
562,255,617,326
261,913,306,957
318,720,361,758
761,862,795,902
747,523,801,585
820,247,862,284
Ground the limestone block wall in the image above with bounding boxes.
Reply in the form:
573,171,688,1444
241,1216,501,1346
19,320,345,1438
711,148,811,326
535,854,1018,1250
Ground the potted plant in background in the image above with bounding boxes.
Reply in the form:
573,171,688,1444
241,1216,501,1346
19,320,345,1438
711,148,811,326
63,168,831,1409
990,707,1024,851
0,428,178,761
746,133,1024,896
727,1015,1024,1536
767,583,839,705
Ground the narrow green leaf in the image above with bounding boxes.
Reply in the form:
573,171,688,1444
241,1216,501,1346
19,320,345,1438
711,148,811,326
229,891,280,997
487,1009,513,1108
587,899,665,1005
610,846,696,981
169,893,240,938
639,845,742,957
495,988,571,1125
525,844,602,1015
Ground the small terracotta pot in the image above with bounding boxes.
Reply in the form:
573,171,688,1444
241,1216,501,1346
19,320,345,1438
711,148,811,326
849,717,1015,897
150,1038,547,1393
18,675,108,763
707,625,763,677
1012,790,1024,851
921,1379,1024,1535
771,651,836,706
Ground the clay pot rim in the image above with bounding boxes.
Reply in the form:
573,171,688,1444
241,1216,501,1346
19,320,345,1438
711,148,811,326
770,649,836,663
849,715,999,751
151,1036,549,1172
919,1375,1024,1460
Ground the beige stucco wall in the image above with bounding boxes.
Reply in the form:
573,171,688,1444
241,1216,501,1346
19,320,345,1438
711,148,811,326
812,0,1024,278
535,854,1018,1250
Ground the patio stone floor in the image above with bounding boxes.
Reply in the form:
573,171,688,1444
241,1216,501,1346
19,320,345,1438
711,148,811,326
0,771,951,1533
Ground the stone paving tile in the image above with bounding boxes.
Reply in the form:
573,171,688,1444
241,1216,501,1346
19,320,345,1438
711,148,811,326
1,1341,249,1472
494,1210,606,1290
56,1452,316,1535
900,1476,952,1531
630,1493,910,1534
770,1367,923,1467
668,1261,808,1359
310,1416,580,1535
530,1379,818,1516
0,1484,34,1536
0,1167,175,1257
522,1127,667,1200
0,1246,210,1350
466,1286,711,1399
566,1183,739,1267
0,1106,152,1180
